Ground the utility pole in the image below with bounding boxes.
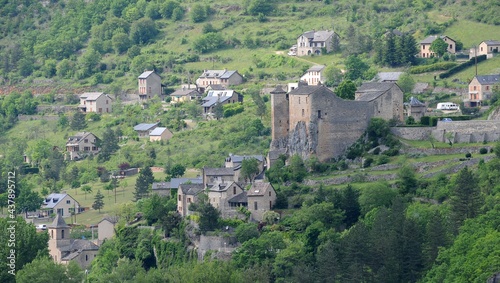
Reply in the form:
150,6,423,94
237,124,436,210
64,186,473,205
474,44,478,77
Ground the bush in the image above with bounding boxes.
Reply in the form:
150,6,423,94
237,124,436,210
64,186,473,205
409,62,457,74
479,148,488,154
465,152,472,158
363,157,374,168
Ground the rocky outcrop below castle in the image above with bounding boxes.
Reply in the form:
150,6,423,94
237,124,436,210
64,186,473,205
488,106,500,120
288,121,318,160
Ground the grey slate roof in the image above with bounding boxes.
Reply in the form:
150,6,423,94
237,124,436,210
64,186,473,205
201,95,233,107
201,90,238,107
133,123,158,131
43,194,76,210
179,183,205,195
48,213,70,228
153,178,203,190
306,65,326,72
204,168,235,176
226,154,264,163
420,35,454,44
476,74,500,85
170,89,200,97
482,40,500,45
98,216,118,224
355,82,397,102
247,182,274,196
289,84,333,96
80,92,105,101
270,85,286,94
207,84,227,90
138,70,156,79
228,191,247,203
67,132,96,145
374,72,403,82
409,96,425,106
199,70,239,79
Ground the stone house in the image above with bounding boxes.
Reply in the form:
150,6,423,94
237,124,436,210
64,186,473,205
203,167,236,187
247,182,276,222
201,90,243,114
152,177,203,197
225,154,265,181
48,215,99,269
269,82,403,162
138,70,162,100
169,88,202,103
466,74,500,107
404,96,427,122
355,82,404,122
297,30,338,56
66,132,100,161
300,65,326,86
373,72,403,83
177,183,205,217
78,92,112,113
40,193,81,218
195,69,243,92
97,216,118,242
470,40,500,59
419,35,456,58
149,127,173,142
207,181,244,211
133,123,158,138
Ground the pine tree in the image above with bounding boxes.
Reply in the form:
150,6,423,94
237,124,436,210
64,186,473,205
98,128,119,162
70,112,87,130
341,184,361,228
450,167,482,230
134,166,154,201
92,190,104,212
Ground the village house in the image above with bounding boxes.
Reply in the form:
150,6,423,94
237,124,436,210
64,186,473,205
466,74,500,107
203,167,236,187
269,82,403,162
201,89,243,115
470,40,500,59
373,72,403,83
97,216,118,243
169,88,202,103
225,154,265,181
419,35,456,58
205,84,227,92
66,132,100,161
48,215,99,269
300,65,326,86
177,183,205,217
247,182,276,222
296,30,338,56
152,177,203,197
133,123,158,138
78,92,112,113
138,70,162,100
207,181,245,211
40,193,82,218
149,127,173,142
195,69,243,92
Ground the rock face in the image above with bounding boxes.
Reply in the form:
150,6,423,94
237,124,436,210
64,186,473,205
488,106,500,120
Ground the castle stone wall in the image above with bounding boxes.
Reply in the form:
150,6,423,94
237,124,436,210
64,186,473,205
432,120,500,143
391,127,434,140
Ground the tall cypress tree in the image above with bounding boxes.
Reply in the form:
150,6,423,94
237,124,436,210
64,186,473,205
341,184,360,228
134,166,154,201
92,190,104,212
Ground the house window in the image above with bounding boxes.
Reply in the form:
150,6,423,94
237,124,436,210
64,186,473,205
302,109,305,117
269,191,271,196
148,87,152,94
306,97,308,104
254,202,258,210
57,208,64,216
474,86,477,90
106,100,109,104
298,97,300,104
270,201,272,209
86,255,88,261
187,198,191,203
178,195,181,201
66,200,71,204
318,110,322,119
233,187,236,194
98,108,102,113
486,86,490,90
84,139,88,143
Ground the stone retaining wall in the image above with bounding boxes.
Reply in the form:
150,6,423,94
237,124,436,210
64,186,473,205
390,127,433,140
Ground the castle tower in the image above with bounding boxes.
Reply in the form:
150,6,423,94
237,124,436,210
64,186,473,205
48,214,70,263
270,85,289,142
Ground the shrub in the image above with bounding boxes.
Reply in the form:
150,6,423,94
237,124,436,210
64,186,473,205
363,157,374,168
439,55,487,79
479,148,488,154
465,152,472,158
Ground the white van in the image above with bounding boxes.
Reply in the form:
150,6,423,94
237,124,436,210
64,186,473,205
436,102,459,111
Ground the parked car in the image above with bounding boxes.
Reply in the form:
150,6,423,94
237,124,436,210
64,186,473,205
442,118,453,122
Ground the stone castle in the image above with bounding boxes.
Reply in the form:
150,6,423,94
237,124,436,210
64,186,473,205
269,82,403,162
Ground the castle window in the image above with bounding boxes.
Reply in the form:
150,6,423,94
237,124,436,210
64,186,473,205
302,109,305,117
86,255,88,261
306,97,308,104
298,97,300,104
318,110,321,119
254,202,258,210
62,230,65,239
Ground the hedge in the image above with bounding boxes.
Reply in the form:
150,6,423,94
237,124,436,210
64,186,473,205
409,62,458,74
439,55,487,79
421,115,472,126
